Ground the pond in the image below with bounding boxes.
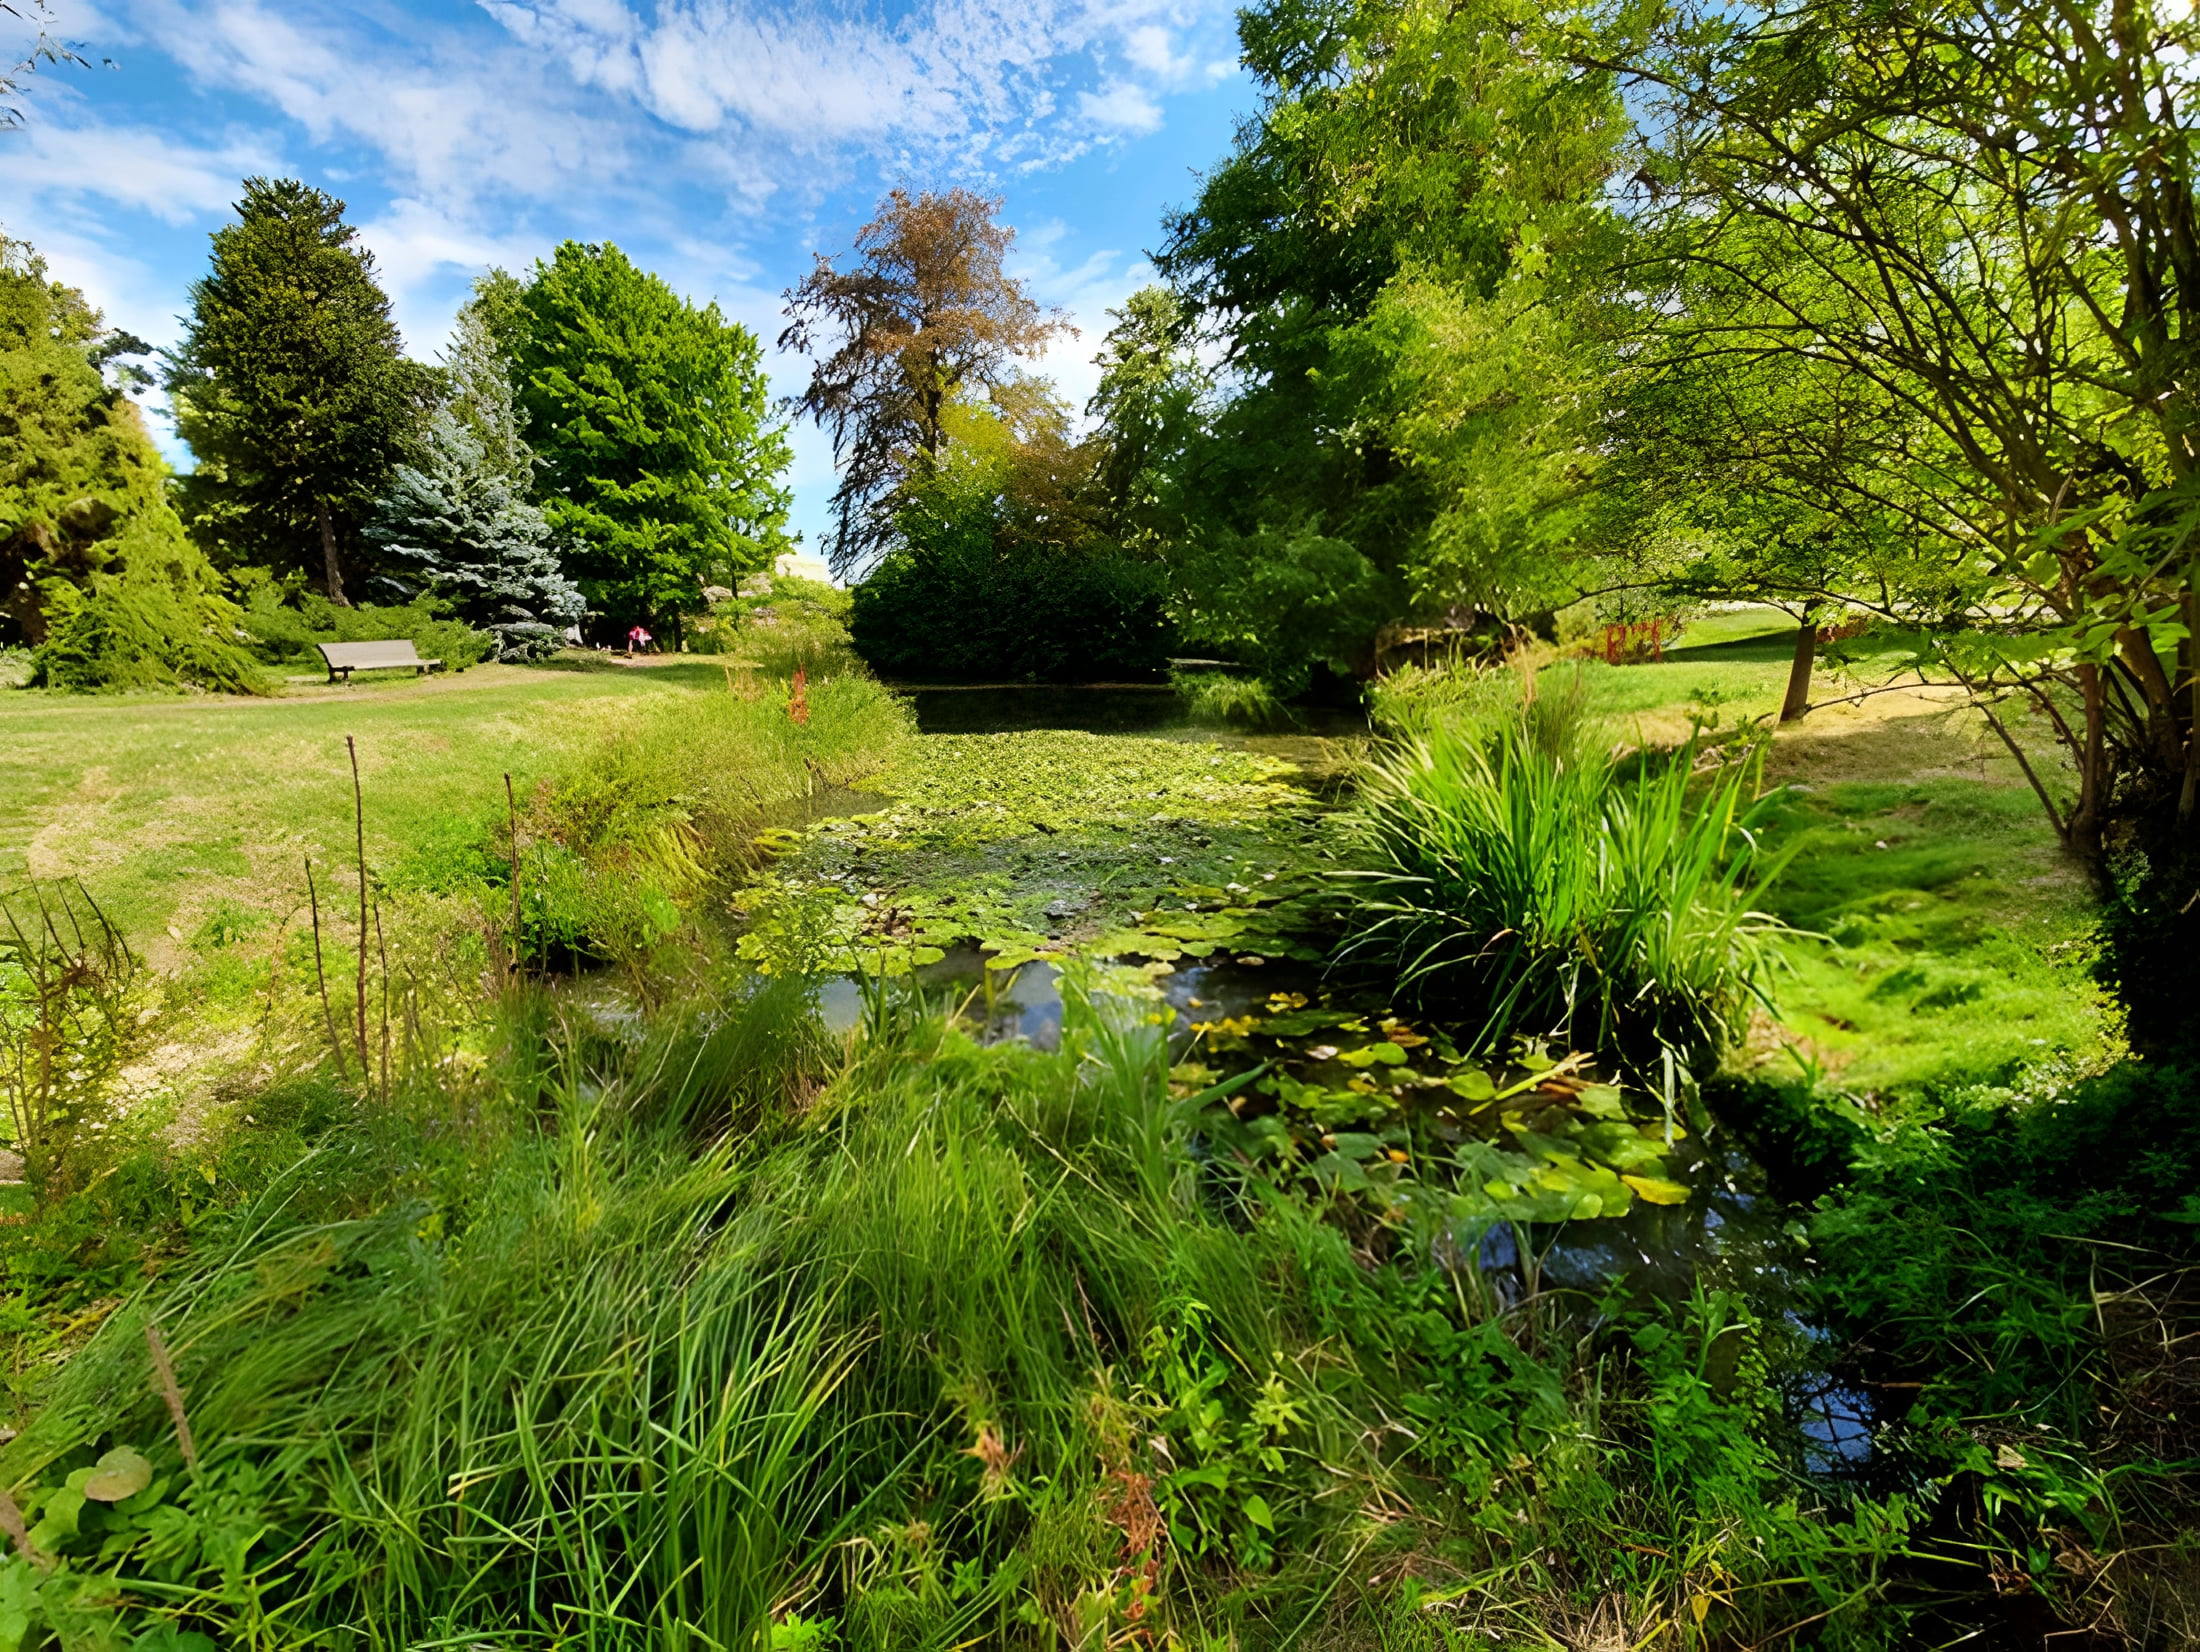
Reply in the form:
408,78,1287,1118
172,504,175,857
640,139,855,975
900,683,1370,775
781,683,1882,1478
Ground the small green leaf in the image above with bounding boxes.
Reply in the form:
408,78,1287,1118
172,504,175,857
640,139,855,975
1241,1492,1275,1531
82,1446,154,1503
1448,1068,1496,1102
1620,1174,1690,1206
1575,1084,1627,1120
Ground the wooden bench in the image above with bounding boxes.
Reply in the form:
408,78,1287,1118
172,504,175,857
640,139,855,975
317,639,444,684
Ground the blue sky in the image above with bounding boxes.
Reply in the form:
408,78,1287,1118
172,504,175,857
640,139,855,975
1,0,1255,547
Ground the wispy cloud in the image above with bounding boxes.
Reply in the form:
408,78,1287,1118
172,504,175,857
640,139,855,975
483,0,1235,172
4,114,273,223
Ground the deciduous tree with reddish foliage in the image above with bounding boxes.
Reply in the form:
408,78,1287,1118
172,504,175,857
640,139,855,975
780,188,1067,576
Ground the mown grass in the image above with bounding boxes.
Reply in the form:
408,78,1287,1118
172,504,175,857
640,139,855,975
1753,766,2110,1095
0,662,738,951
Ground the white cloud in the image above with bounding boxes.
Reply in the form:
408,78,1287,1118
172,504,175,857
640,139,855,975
483,0,1234,169
3,115,272,222
1076,79,1161,133
1008,221,1153,422
137,0,637,210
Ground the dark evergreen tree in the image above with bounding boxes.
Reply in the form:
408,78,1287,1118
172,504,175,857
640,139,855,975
165,177,433,604
364,406,582,661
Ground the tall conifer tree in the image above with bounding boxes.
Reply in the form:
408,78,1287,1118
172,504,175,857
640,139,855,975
165,177,431,604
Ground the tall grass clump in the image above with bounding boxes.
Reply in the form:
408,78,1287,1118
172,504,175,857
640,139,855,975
1171,669,1295,729
481,672,913,971
0,966,1967,1648
1343,672,1787,1074
1363,657,1528,738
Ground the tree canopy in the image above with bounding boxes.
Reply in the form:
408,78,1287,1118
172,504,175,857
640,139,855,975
1132,0,1630,688
164,177,432,604
508,241,790,634
0,236,262,691
781,189,1066,575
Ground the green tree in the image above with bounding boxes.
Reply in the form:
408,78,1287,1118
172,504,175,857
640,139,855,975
1600,319,1931,719
848,394,1170,682
1145,0,1630,688
164,178,432,604
1084,287,1208,555
509,241,789,637
1607,0,2198,873
781,189,1066,575
0,237,262,692
363,406,582,661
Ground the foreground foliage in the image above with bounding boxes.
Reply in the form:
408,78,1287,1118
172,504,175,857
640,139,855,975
1,656,2190,1647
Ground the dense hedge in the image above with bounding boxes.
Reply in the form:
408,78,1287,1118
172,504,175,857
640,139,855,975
849,538,1172,683
237,585,495,674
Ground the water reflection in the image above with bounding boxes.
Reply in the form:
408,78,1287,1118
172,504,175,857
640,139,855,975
817,941,1317,1053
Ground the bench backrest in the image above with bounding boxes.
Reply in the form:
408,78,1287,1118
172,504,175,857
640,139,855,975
319,640,425,670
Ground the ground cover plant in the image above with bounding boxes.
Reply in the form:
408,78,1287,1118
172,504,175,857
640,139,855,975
733,728,1336,979
1344,672,1787,1078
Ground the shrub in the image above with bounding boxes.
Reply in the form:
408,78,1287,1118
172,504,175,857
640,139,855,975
237,585,494,674
30,520,269,695
851,537,1172,682
742,575,857,678
1172,669,1296,728
1340,674,1788,1074
1364,657,1527,737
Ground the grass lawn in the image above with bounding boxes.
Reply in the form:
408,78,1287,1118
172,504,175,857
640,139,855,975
1555,613,2111,1096
0,658,744,964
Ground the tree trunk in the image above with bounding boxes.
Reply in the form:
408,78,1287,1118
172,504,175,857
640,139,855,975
1778,604,1819,723
671,611,684,653
2069,660,2108,870
317,503,350,607
2180,583,2199,828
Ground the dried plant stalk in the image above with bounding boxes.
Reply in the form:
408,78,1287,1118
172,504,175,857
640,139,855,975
145,1320,198,1469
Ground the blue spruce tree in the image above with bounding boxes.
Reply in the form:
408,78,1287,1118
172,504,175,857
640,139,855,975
365,301,582,658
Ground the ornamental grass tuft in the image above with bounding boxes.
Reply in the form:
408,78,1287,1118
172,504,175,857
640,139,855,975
1342,673,1788,1076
